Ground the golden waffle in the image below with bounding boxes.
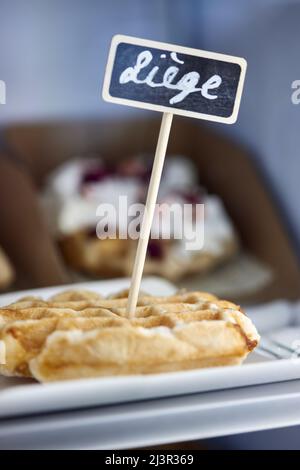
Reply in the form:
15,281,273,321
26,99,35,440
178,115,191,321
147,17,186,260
60,231,238,281
0,289,259,382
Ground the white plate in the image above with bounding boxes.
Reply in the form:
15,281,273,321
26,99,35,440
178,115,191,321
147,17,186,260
1,276,300,420
2,379,300,449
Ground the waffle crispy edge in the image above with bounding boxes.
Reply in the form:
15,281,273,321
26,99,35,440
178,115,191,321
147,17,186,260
0,289,259,381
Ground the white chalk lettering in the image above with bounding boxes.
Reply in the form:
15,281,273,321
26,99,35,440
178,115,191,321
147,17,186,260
119,50,222,105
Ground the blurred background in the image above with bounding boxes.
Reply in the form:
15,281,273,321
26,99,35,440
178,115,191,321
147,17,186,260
0,0,300,450
1,0,300,243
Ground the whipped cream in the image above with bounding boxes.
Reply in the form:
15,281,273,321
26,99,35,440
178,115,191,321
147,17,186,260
42,155,236,258
202,196,235,255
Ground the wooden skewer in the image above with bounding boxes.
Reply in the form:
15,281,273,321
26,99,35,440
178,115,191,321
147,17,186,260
127,112,173,317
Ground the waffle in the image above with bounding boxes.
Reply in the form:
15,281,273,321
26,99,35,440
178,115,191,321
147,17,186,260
59,232,238,281
0,289,259,382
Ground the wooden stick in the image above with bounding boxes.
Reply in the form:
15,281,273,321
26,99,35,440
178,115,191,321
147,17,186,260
127,112,173,317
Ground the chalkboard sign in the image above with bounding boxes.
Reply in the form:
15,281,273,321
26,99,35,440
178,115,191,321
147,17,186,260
102,35,248,315
102,35,247,124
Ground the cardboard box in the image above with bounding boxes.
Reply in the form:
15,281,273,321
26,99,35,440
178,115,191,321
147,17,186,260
6,117,300,301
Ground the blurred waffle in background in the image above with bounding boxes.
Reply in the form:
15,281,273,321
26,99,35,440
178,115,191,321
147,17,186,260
42,155,238,282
